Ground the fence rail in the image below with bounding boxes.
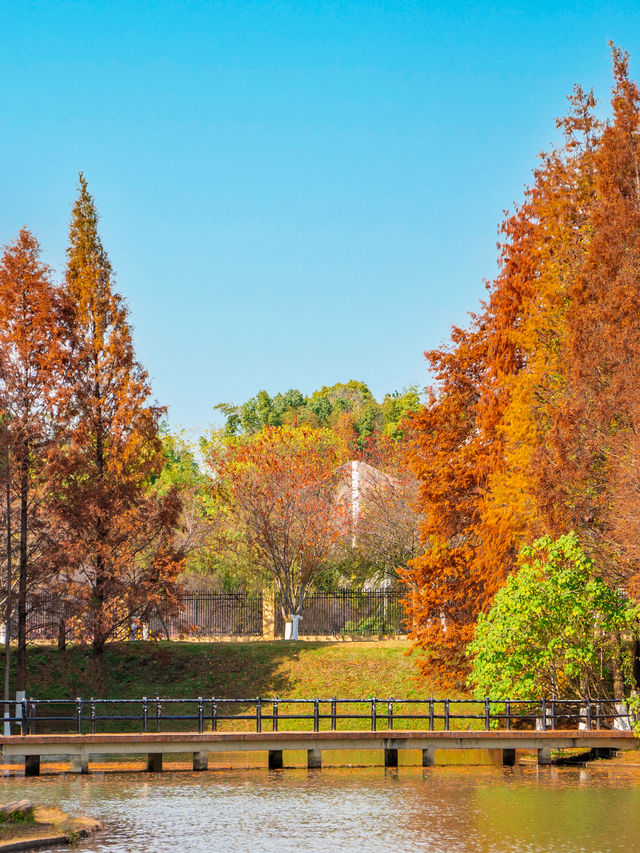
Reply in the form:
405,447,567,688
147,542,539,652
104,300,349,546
3,696,634,736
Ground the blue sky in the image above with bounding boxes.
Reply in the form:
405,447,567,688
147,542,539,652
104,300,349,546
1,1,638,435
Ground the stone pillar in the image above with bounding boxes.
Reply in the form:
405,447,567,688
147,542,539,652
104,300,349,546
70,753,89,774
537,746,552,766
307,748,321,769
147,752,163,772
502,748,516,767
192,751,208,771
268,749,283,770
422,748,434,767
262,590,275,641
24,755,40,777
384,747,398,768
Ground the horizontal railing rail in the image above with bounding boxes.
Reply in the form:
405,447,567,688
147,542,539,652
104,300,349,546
1,697,635,737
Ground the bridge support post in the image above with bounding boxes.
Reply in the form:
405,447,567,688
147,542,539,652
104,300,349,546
537,746,552,766
24,755,40,777
192,751,208,771
147,752,163,772
502,748,516,767
268,750,283,770
384,748,398,768
307,748,321,770
70,753,89,774
422,748,434,767
593,747,617,760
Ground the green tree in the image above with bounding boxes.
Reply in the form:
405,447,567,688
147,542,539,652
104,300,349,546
467,533,638,701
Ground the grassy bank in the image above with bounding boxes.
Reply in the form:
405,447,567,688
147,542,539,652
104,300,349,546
15,640,435,701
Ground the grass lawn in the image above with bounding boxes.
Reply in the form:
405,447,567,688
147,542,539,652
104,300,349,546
21,639,427,699
9,640,480,734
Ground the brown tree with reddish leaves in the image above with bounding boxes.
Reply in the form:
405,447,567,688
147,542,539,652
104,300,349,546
208,425,347,636
49,175,183,654
0,229,68,691
348,437,422,588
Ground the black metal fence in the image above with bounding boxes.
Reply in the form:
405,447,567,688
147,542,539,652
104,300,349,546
4,696,635,736
150,593,263,638
274,590,406,636
9,590,406,640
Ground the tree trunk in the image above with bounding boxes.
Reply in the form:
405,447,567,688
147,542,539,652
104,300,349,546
57,618,66,653
612,656,625,702
3,441,12,723
632,639,640,691
16,451,28,693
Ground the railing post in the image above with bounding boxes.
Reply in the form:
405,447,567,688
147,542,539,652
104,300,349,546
596,699,602,730
428,697,434,732
444,699,450,731
387,698,393,731
90,699,96,735
484,698,490,731
540,697,547,731
211,701,218,732
20,699,27,736
198,697,204,733
506,699,511,731
586,700,592,731
143,697,148,733
551,699,556,730
371,698,377,732
156,696,162,732
29,701,35,736
313,699,319,732
331,698,337,731
76,697,82,734
256,697,262,733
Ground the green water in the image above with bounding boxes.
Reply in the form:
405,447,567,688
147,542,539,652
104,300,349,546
1,764,639,852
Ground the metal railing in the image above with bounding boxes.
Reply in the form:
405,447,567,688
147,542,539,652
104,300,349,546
3,697,635,736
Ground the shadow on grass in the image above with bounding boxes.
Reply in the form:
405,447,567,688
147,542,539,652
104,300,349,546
22,640,308,700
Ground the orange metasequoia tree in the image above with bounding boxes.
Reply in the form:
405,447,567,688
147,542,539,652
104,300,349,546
401,80,601,684
48,175,183,654
544,49,640,589
0,229,68,691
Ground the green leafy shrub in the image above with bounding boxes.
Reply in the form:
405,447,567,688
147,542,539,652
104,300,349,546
467,532,638,701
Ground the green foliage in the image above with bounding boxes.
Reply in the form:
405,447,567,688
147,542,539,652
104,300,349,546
0,809,35,825
217,381,423,446
467,532,638,700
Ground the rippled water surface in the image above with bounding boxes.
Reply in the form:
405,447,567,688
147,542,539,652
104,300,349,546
2,765,640,852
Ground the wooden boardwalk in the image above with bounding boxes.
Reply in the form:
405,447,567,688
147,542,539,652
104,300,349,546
0,729,636,775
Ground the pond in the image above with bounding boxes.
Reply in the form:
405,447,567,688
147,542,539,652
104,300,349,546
1,765,640,852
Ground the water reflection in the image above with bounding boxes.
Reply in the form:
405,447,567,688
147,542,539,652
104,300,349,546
0,766,639,852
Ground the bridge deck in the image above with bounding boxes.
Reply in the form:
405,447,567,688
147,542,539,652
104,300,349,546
0,729,636,775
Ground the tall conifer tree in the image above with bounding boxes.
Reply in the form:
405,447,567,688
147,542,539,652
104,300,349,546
52,175,182,653
0,229,67,691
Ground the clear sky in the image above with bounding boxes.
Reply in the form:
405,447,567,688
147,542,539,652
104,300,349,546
1,1,638,435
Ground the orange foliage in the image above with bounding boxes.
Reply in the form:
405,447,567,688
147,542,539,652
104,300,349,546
0,229,68,687
47,176,183,653
207,425,347,620
402,71,604,685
